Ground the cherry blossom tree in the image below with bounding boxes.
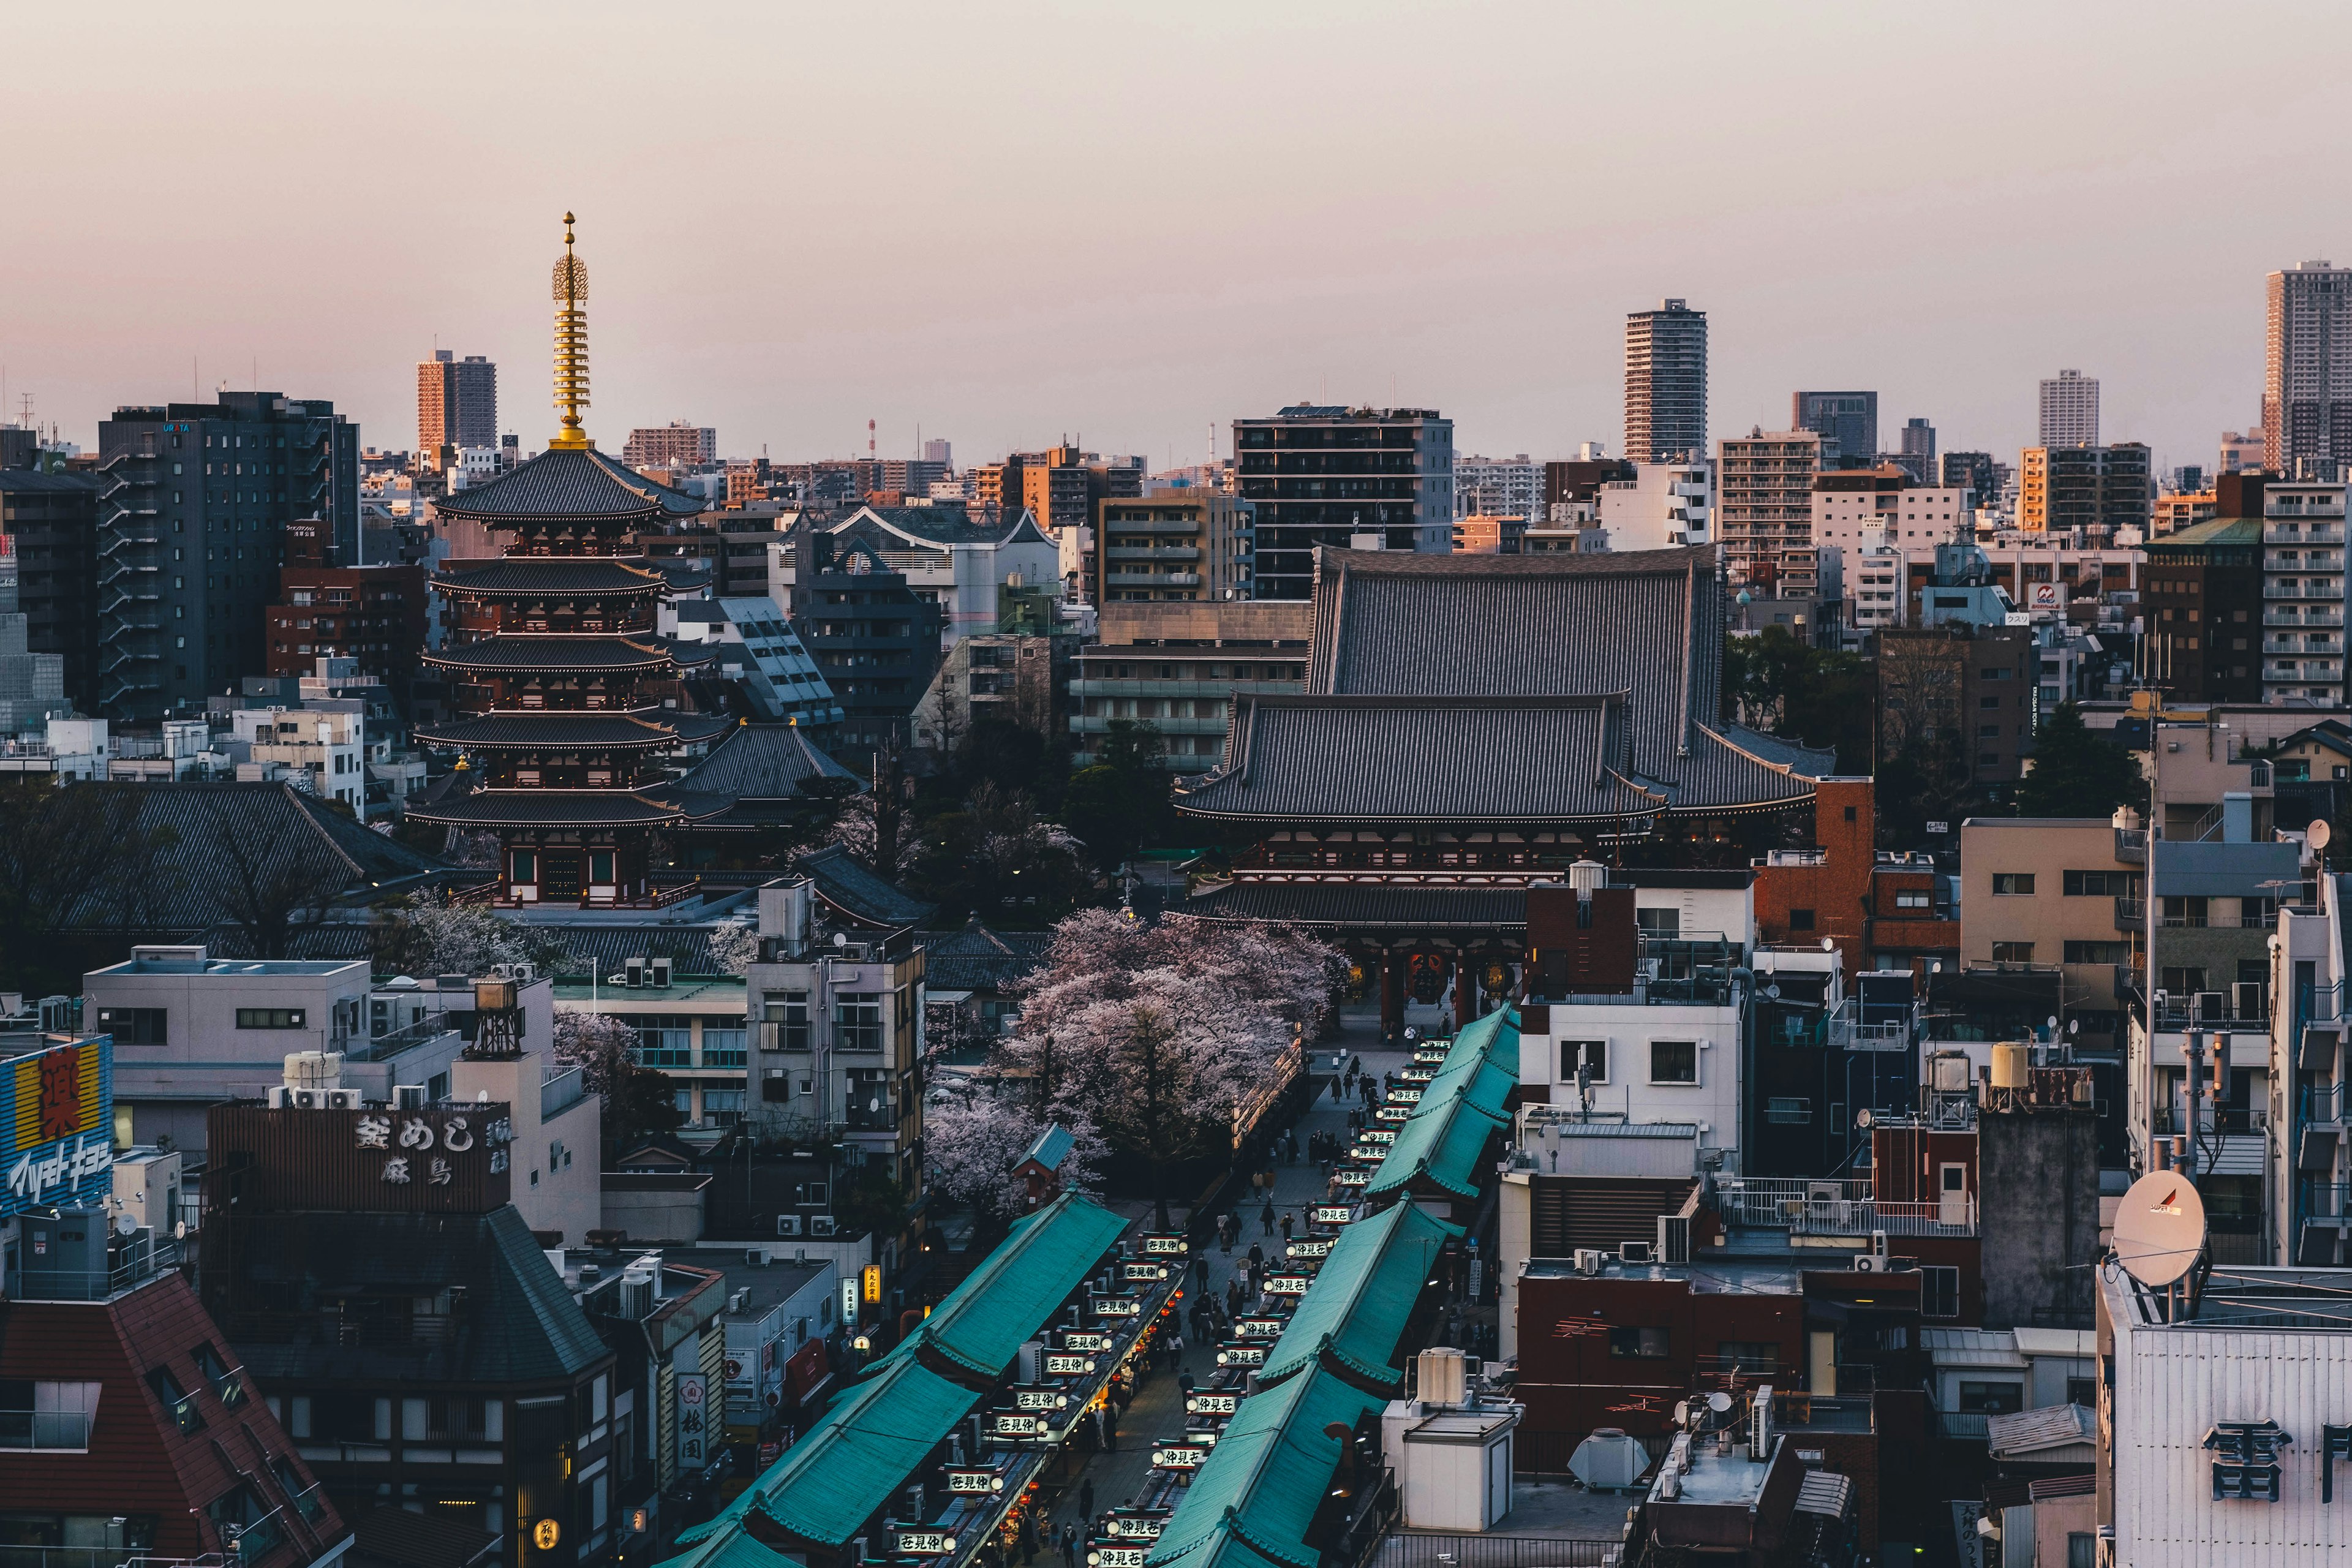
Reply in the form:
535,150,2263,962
924,1082,1106,1231
552,1010,641,1093
373,896,573,979
706,919,760,976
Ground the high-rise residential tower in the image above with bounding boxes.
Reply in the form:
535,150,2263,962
622,421,718,469
94,392,360,721
1791,390,1878,468
1716,428,1823,583
1233,406,1452,600
415,350,497,466
1624,299,1707,463
2040,369,2100,447
2264,260,2352,474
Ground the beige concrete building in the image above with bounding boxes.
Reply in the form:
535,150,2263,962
1069,600,1311,769
1717,428,1823,582
1959,816,2143,1058
1094,492,1254,602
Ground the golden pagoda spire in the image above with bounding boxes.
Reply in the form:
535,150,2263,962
549,212,592,450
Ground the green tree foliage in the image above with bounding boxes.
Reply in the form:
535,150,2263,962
2013,701,2147,819
0,779,179,992
1057,720,1176,875
1722,627,1875,774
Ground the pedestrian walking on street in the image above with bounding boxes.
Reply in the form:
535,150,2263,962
1226,1277,1243,1316
1061,1524,1077,1568
1020,1511,1040,1564
1221,1213,1235,1253
1179,1366,1196,1397
1248,1240,1264,1269
1280,1211,1294,1242
1261,1200,1275,1235
1080,1480,1096,1525
1332,1074,1346,1102
1105,1404,1119,1452
1194,1254,1210,1292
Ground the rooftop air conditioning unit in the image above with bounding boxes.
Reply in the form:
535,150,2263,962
650,957,673,988
810,1216,838,1238
323,1088,360,1110
1852,1254,1882,1273
1619,1242,1654,1265
1574,1248,1607,1275
777,1215,803,1237
624,957,647,988
1657,1215,1692,1265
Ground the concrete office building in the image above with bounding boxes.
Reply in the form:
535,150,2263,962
1453,454,1543,520
1624,298,1708,462
2039,369,2100,447
1792,390,1878,468
624,420,718,469
1232,405,1453,600
415,349,496,466
94,393,362,722
1717,428,1823,583
2264,260,2352,475
1594,461,1711,551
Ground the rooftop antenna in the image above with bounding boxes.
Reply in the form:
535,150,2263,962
869,418,876,461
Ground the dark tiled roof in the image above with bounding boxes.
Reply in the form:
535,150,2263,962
1184,883,1532,929
543,926,727,976
420,635,713,673
921,924,1052,992
649,725,861,821
795,843,937,928
405,789,685,827
226,1206,611,1385
431,557,668,595
60,782,446,934
1181,694,1653,823
431,447,704,521
411,712,687,748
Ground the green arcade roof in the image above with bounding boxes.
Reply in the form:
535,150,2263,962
1258,1199,1459,1395
876,1191,1129,1385
1145,1363,1384,1568
1365,1076,1510,1202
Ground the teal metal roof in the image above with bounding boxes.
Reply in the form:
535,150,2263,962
1146,1363,1383,1568
878,1191,1129,1383
658,1526,808,1568
1020,1123,1076,1173
1365,1076,1509,1201
673,1352,981,1552
1258,1200,1458,1393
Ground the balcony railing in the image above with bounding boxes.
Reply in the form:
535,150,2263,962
2151,997,2267,1030
2113,828,2147,864
0,1408,93,1450
224,1512,283,1565
1937,1410,1993,1441
2302,1083,2348,1125
2268,582,2345,598
1716,1178,1977,1236
1826,999,1918,1052
2266,609,2345,627
2114,897,2146,929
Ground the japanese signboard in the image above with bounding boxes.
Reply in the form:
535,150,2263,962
1286,1238,1333,1260
1391,1085,1424,1102
1186,1392,1240,1415
1333,1168,1370,1186
895,1532,957,1556
206,1102,513,1213
992,1412,1043,1436
1121,1261,1168,1283
947,1468,1006,1495
1374,1106,1411,1124
1235,1316,1286,1339
1140,1234,1188,1256
2,1038,113,1218
1264,1273,1313,1297
1014,1387,1067,1411
1102,1514,1167,1540
1090,1548,1147,1568
677,1373,710,1469
1093,1294,1142,1317
1361,1128,1397,1144
1310,1205,1354,1226
1045,1352,1099,1376
1151,1443,1209,1470
1216,1343,1265,1367
1061,1331,1111,1352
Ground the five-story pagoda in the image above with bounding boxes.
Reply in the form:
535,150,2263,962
410,216,723,905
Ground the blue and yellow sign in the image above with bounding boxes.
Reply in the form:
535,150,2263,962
2,1037,114,1218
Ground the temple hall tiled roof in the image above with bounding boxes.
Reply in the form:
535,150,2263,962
431,557,669,595
410,712,687,748
431,446,704,521
404,790,685,828
1183,883,1532,929
794,844,938,929
649,725,862,824
420,635,714,673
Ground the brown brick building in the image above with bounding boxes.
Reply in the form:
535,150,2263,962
262,518,427,687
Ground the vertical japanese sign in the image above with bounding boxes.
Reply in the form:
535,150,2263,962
677,1373,709,1471
2,1038,113,1216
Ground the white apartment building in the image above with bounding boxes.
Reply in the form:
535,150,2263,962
229,706,366,810
1809,481,1971,551
1453,454,1543,521
2261,481,2347,704
1717,429,1822,582
1596,461,1712,549
2039,369,2100,448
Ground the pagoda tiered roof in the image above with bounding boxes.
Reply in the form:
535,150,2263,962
431,557,669,595
431,445,705,522
420,634,715,674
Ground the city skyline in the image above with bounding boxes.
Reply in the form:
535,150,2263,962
0,2,2345,474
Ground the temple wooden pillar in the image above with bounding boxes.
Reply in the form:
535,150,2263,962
1454,956,1477,1029
1379,946,1403,1045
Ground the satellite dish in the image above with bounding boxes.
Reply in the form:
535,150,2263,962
1707,1392,1733,1415
114,1212,137,1237
1856,1108,1874,1129
1820,937,1835,953
1672,1400,1689,1427
2114,1170,2207,1287
2313,820,2334,852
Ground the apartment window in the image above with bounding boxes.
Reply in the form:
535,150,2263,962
763,991,810,1052
631,1016,692,1067
0,1379,100,1451
1894,892,1931,910
233,1008,306,1030
1991,874,2035,895
1991,942,2035,963
1765,1097,1811,1124
146,1368,203,1434
1636,907,1681,937
846,1068,896,1131
701,1089,746,1125
2064,941,2132,965
1921,1265,1960,1320
2067,1537,2095,1568
1788,908,1815,931
1713,1342,1779,1376
699,1018,748,1066
96,1007,168,1045
1957,1381,2023,1414
2062,870,2128,897
1608,1327,1670,1360
835,994,884,1051
1561,1039,1607,1083
1649,1041,1698,1084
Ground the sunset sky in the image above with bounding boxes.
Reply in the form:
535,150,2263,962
3,1,2345,472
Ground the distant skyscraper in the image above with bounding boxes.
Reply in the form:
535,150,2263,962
1890,417,1937,483
1716,428,1823,582
2264,260,2352,474
416,350,497,464
2039,369,2100,447
1624,299,1707,463
1791,391,1878,469
1234,406,1453,599
921,437,952,469
2219,428,2266,473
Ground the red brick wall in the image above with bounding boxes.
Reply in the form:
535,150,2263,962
1517,1272,1806,1439
1755,778,1875,974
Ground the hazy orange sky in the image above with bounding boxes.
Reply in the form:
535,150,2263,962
2,1,2343,475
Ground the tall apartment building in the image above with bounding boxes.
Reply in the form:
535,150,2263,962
1716,428,1822,583
1232,405,1453,600
414,349,496,466
1068,600,1311,770
2144,517,2264,704
261,516,428,694
2264,260,2352,475
1938,450,1998,508
0,470,104,715
2260,480,2348,705
94,392,361,723
1453,453,1543,519
2017,443,2152,533
623,420,718,469
2039,369,2100,447
1791,390,1877,467
921,437,952,467
1095,492,1253,602
1624,299,1707,462
1807,468,1970,551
